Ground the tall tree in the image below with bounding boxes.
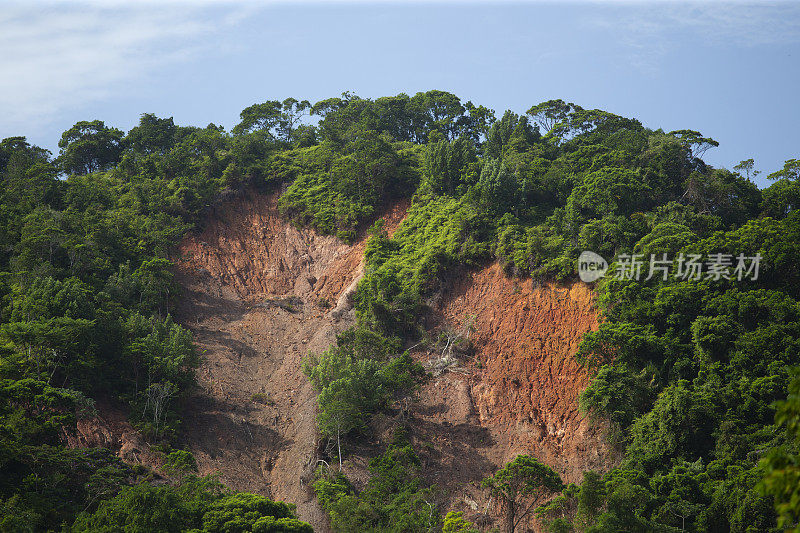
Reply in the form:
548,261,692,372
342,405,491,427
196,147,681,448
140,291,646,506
767,158,800,182
762,160,800,217
481,455,563,533
458,101,496,143
57,120,124,175
477,158,519,215
760,368,800,533
484,111,535,159
526,99,580,134
668,129,720,159
126,113,177,154
410,90,466,141
278,98,312,143
734,158,761,181
232,101,283,137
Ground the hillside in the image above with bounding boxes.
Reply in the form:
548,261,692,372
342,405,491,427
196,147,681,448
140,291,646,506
173,190,407,529
170,191,615,531
1,92,799,532
405,264,615,531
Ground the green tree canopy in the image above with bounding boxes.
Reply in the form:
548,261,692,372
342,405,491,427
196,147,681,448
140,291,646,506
482,455,563,533
57,120,124,175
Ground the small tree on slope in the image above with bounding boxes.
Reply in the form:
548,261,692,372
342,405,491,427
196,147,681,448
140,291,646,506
481,455,564,533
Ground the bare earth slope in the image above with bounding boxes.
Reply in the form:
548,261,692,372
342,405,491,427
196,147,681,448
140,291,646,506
404,264,616,530
442,265,609,478
174,191,614,532
174,190,407,530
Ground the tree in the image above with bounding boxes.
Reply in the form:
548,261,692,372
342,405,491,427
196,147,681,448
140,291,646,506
526,99,580,134
72,481,311,533
125,313,197,435
1,136,50,173
57,120,124,175
579,363,652,430
277,98,312,143
310,92,361,142
559,109,642,141
442,511,480,533
134,257,177,316
760,367,800,533
232,101,283,137
0,137,57,206
668,129,719,159
199,493,311,533
410,90,466,141
314,431,438,533
422,137,475,195
277,130,407,240
681,168,761,225
372,94,416,141
303,336,386,466
2,317,94,383
303,328,418,467
762,159,800,218
485,111,521,159
163,450,198,481
127,113,177,154
458,101,496,143
762,176,800,218
476,158,519,215
576,471,605,527
767,159,800,182
13,206,66,276
481,455,563,533
232,97,312,144
144,381,177,435
316,383,365,468
72,483,196,533
626,381,719,473
567,167,651,221
733,158,760,181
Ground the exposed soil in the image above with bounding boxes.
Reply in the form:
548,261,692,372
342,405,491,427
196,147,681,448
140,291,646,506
171,189,615,532
173,190,407,531
64,398,165,472
400,264,617,531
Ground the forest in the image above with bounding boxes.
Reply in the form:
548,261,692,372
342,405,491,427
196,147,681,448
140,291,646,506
1,90,799,532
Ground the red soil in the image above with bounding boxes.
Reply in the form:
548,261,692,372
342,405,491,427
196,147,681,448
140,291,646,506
404,264,616,531
171,189,613,532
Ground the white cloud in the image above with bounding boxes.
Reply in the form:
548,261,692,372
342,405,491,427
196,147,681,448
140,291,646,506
0,2,257,137
582,2,800,75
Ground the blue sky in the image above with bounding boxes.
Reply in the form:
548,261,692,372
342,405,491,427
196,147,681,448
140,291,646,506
1,1,798,187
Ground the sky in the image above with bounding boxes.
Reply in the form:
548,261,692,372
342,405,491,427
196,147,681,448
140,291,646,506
1,1,799,188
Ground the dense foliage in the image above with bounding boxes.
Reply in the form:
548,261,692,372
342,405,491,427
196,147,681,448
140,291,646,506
302,327,423,467
481,455,563,533
0,113,312,530
313,430,439,533
2,90,799,531
73,475,312,533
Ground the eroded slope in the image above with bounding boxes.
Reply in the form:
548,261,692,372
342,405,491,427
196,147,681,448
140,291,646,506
174,191,612,532
403,264,615,530
174,190,407,530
